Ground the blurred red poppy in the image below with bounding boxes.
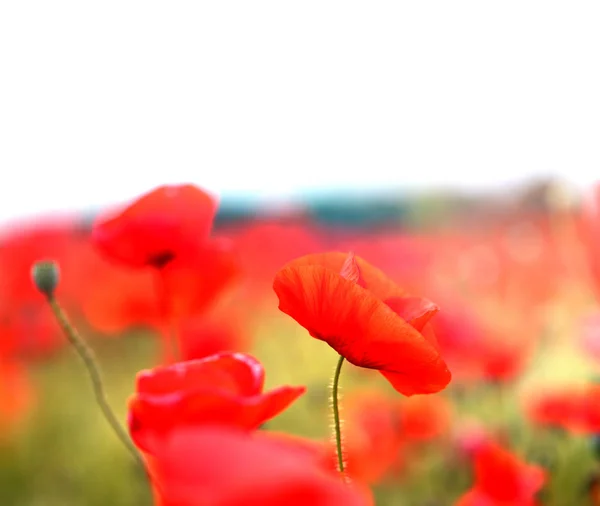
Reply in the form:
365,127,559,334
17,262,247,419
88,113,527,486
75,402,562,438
455,440,546,506
158,237,240,320
526,384,600,435
273,251,451,395
128,352,306,453
91,184,217,269
177,306,252,362
79,254,161,335
145,426,372,506
342,390,404,485
0,360,35,436
397,394,452,441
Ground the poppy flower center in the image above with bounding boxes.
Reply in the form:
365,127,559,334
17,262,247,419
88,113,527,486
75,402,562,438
147,250,176,269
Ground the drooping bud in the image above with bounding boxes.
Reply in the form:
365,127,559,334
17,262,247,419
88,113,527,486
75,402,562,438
31,260,60,297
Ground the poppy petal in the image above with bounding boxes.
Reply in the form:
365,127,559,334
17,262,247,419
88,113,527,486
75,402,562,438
92,184,218,268
135,353,265,397
147,426,371,506
339,252,366,287
129,384,306,453
281,252,407,301
384,296,439,332
274,265,450,395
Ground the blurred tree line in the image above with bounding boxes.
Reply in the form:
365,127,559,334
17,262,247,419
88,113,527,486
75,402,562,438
213,178,572,232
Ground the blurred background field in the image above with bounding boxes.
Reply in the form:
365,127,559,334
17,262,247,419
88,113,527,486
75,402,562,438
3,178,600,505
2,3,600,504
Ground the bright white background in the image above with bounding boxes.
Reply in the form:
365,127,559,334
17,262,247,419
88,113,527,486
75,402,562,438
0,2,598,224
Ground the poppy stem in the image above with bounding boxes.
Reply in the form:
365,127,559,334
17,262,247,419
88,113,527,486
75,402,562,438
44,295,146,472
331,354,346,477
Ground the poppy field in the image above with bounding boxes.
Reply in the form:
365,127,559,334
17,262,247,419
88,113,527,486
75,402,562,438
3,182,600,505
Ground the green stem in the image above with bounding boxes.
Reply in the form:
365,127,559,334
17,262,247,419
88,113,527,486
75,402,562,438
331,354,346,476
46,295,146,471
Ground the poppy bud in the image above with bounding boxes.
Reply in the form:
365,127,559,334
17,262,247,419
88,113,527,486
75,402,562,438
31,260,60,297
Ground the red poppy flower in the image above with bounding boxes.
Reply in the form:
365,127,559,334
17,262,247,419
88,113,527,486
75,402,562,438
398,394,452,442
79,255,161,335
177,306,252,362
341,390,404,484
91,184,217,269
0,360,35,437
479,335,537,384
428,300,486,383
158,237,240,320
273,251,451,395
525,384,600,435
128,352,306,453
455,440,546,506
145,426,372,506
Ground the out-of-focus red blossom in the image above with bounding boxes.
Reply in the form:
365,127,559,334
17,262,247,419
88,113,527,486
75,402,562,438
525,384,600,434
479,334,538,384
398,394,452,441
444,217,562,310
325,233,437,295
91,184,218,269
0,360,35,434
178,305,252,361
428,302,486,382
0,216,89,357
79,255,161,335
80,237,240,337
158,237,240,320
431,298,538,385
273,251,451,396
339,390,452,485
128,352,305,453
145,426,372,506
496,218,563,308
455,441,546,506
90,186,241,341
225,221,323,307
342,390,404,484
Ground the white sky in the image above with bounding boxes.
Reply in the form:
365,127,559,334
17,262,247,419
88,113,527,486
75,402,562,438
1,2,599,224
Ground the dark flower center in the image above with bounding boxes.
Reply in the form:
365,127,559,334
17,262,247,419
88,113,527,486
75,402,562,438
147,250,176,269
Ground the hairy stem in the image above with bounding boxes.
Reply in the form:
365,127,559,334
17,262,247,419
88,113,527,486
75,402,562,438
331,354,346,476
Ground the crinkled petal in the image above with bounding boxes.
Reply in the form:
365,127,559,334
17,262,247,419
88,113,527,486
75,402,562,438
281,252,407,301
273,265,450,395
